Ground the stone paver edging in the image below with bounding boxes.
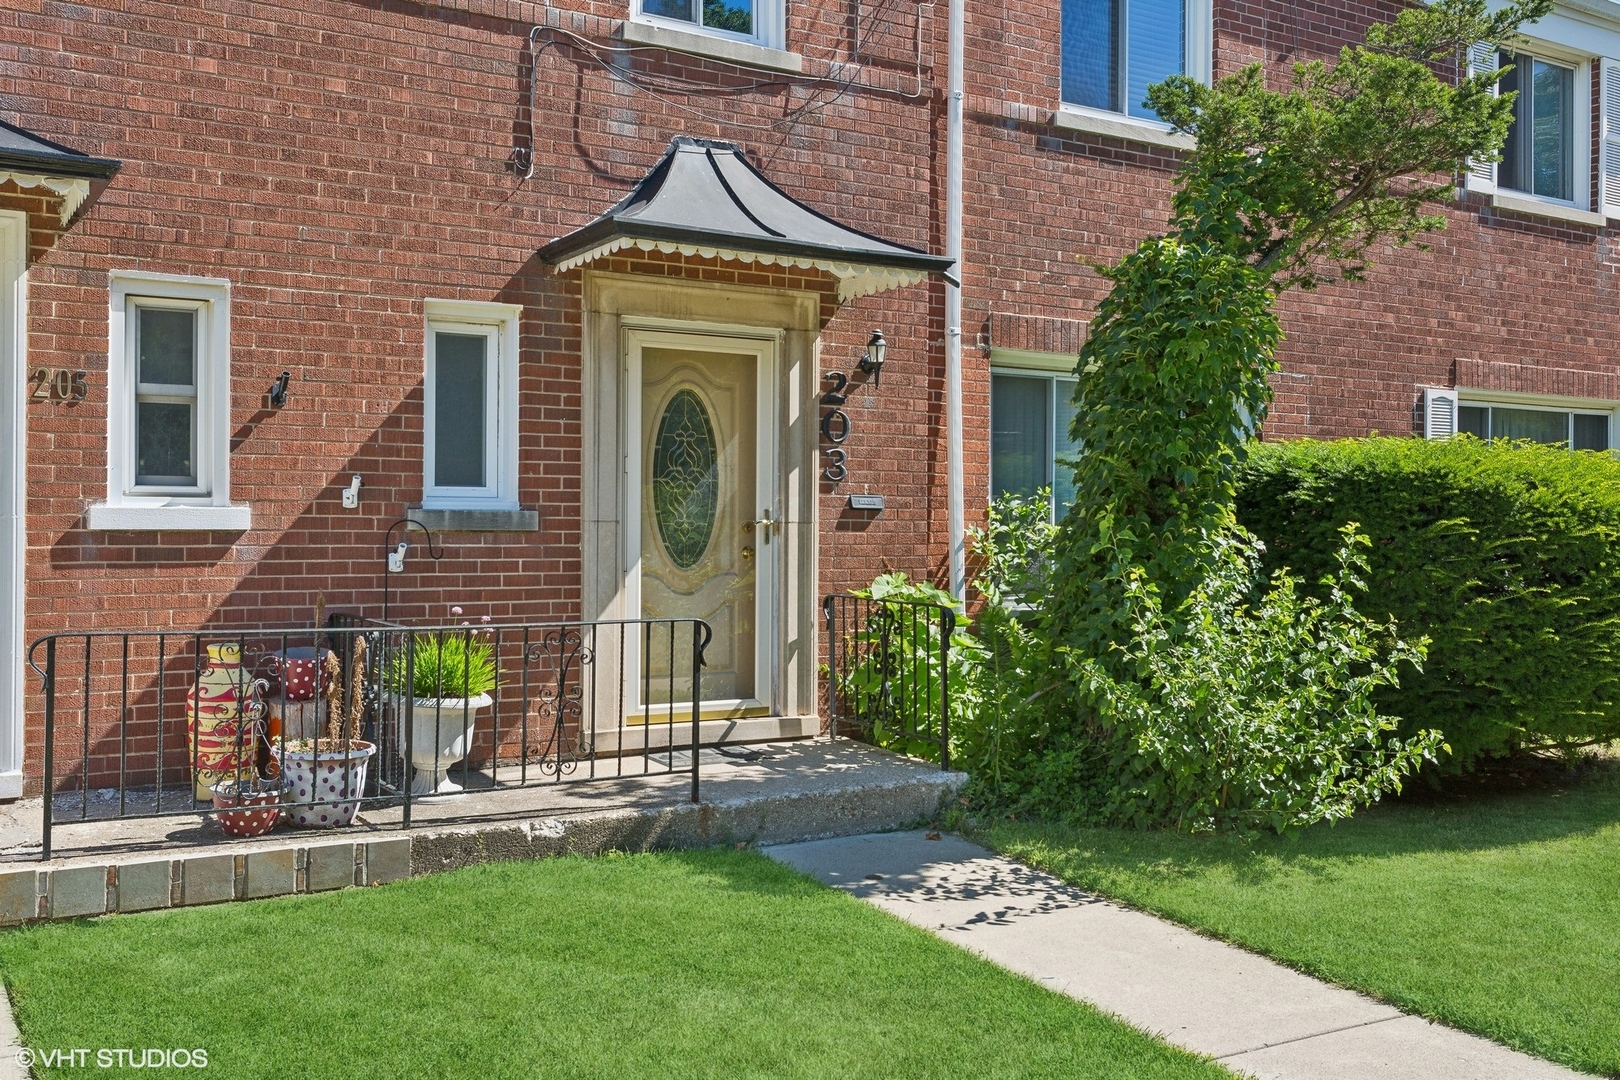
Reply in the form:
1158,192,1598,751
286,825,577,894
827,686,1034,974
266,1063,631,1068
764,831,1589,1080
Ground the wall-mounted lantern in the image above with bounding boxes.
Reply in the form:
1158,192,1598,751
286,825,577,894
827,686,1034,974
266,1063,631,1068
858,330,887,388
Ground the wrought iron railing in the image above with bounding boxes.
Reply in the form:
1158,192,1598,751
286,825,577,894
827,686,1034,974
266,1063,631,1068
27,615,711,860
822,594,954,770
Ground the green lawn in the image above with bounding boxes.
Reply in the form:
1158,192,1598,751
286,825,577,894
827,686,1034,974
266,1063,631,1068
0,849,1230,1079
971,761,1620,1077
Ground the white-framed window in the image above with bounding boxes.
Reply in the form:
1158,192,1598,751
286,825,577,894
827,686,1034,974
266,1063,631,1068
1060,0,1212,124
422,299,521,511
1425,387,1614,451
87,271,247,531
632,0,784,50
1499,49,1582,204
1468,37,1613,223
990,352,1082,520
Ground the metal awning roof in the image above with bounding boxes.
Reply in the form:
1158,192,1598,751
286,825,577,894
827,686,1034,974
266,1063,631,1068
539,137,953,300
0,119,121,223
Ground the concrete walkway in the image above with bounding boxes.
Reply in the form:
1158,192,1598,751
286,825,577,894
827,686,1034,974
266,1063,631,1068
764,831,1588,1080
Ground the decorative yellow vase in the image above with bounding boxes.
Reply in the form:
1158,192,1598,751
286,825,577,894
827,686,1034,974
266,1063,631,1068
186,643,264,801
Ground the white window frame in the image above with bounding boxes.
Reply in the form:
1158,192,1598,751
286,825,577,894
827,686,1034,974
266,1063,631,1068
629,0,785,52
422,299,521,512
1054,0,1213,148
989,348,1082,522
1498,45,1591,209
1471,34,1605,226
1456,389,1616,449
87,271,247,532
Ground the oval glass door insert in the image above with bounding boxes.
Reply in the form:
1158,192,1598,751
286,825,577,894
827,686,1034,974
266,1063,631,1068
651,389,719,569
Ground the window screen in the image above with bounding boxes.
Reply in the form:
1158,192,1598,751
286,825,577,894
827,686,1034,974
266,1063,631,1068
1061,0,1186,120
134,306,198,486
991,374,1050,502
433,332,489,489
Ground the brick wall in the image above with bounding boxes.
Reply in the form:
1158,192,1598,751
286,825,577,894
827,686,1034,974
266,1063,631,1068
5,0,1619,787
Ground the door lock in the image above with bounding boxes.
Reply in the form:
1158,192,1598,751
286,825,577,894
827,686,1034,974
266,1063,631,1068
740,545,755,562
742,510,777,543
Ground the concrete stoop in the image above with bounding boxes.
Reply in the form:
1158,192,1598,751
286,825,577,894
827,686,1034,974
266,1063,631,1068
0,740,964,925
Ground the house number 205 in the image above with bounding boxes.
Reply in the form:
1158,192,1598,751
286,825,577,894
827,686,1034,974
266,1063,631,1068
30,367,89,403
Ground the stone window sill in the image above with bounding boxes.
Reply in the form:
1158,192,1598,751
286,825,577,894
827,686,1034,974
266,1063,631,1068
408,507,539,533
85,503,252,532
1050,105,1195,151
1490,191,1607,227
619,19,803,74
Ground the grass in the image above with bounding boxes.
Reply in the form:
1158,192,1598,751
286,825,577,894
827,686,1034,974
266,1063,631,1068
0,849,1232,1079
969,759,1620,1077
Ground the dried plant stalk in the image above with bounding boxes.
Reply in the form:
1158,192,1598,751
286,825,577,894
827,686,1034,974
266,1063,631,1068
348,636,367,744
324,650,345,746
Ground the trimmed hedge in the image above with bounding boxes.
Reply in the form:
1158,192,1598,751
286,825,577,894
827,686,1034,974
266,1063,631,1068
1235,436,1620,769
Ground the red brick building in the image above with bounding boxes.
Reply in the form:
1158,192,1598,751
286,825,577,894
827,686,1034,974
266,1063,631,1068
1,0,1617,794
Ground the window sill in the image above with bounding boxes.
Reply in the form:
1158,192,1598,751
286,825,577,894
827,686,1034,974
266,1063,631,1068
1490,192,1607,227
1050,105,1195,151
86,503,252,532
408,507,539,533
619,19,802,74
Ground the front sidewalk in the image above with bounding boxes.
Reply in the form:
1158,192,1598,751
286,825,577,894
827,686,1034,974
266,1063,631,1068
765,831,1588,1080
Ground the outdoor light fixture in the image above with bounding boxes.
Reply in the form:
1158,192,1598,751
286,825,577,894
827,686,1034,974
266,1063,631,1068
267,371,292,408
858,329,887,387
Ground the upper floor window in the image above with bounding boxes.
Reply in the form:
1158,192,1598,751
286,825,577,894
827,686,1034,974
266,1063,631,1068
635,0,778,46
1061,0,1208,121
422,300,522,512
1499,51,1576,203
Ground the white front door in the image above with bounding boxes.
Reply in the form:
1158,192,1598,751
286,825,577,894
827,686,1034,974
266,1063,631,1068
625,328,777,719
0,210,26,798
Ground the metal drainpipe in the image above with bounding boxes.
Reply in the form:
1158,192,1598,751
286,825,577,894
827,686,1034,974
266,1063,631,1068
945,0,966,600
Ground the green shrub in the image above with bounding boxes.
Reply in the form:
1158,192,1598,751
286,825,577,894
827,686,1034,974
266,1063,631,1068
1073,526,1439,833
386,631,499,700
1236,436,1620,767
834,573,984,764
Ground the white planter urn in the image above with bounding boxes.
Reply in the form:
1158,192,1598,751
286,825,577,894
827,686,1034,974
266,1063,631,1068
397,694,492,794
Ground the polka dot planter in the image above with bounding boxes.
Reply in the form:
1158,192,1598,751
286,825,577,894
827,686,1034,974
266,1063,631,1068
273,741,376,828
211,779,285,838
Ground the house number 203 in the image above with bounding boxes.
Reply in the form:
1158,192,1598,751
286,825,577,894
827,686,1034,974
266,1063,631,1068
820,371,851,483
30,367,89,403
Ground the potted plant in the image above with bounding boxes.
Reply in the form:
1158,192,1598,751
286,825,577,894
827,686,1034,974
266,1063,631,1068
274,637,376,828
211,776,284,838
386,618,498,795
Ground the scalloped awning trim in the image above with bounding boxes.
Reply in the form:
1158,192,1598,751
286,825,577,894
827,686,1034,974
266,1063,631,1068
0,171,91,224
551,236,929,301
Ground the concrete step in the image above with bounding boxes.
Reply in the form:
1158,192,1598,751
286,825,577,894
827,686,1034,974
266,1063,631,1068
0,739,964,925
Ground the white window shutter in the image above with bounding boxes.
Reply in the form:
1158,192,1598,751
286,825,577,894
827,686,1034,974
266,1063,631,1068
1467,43,1498,195
1600,58,1620,219
1424,388,1459,440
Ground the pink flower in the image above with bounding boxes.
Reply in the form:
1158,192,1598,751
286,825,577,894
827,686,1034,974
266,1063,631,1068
450,606,463,616
481,615,491,624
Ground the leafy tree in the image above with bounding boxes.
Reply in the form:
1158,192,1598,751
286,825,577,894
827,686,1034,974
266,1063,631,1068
948,1,1555,829
1050,0,1553,659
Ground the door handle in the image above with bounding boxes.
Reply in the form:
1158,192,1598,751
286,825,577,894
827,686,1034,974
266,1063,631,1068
742,510,777,543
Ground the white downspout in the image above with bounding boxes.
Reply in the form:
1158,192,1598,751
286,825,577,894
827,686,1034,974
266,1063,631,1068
945,0,966,599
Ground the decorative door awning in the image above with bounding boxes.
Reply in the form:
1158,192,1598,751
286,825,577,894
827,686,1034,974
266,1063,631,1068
539,137,953,301
0,119,120,224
